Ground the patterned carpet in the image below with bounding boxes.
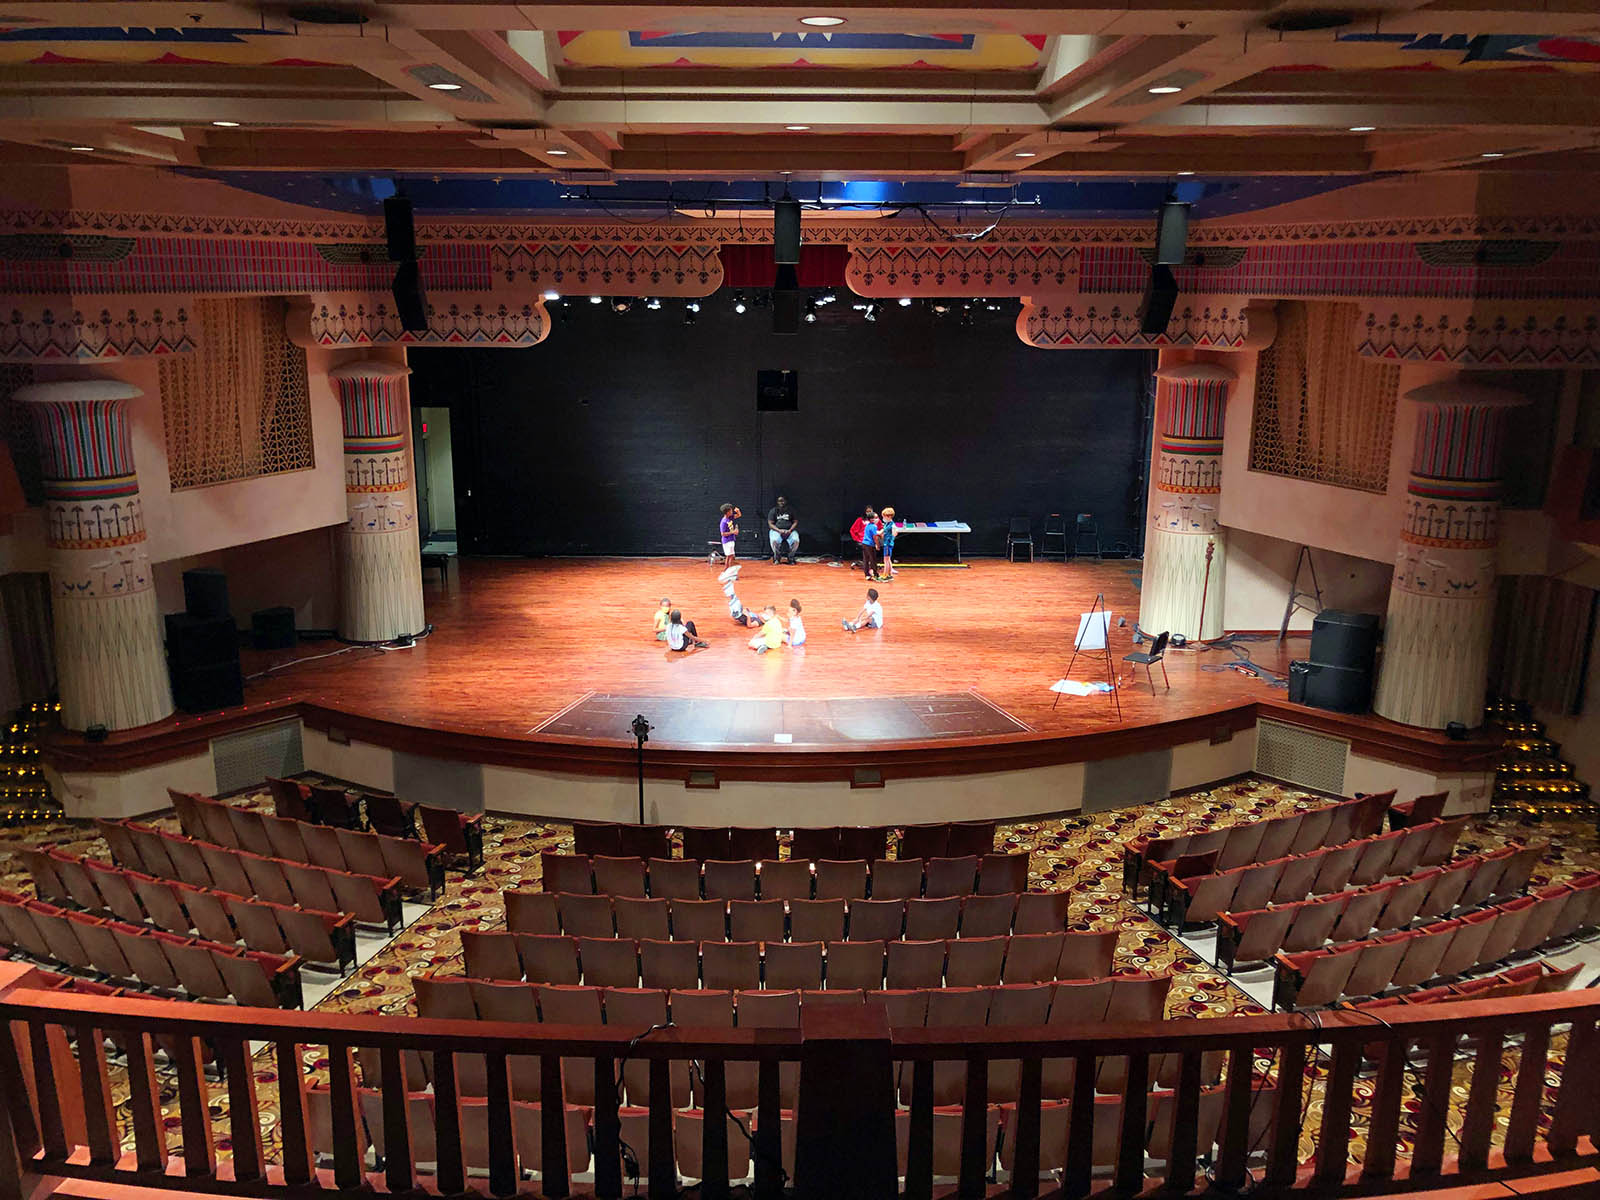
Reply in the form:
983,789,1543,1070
0,776,1595,1182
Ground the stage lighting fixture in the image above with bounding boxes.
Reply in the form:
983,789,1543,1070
898,297,912,307
542,290,561,301
734,293,748,314
611,297,633,313
803,298,819,323
588,295,602,304
818,291,837,305
1155,198,1191,265
683,303,697,325
931,300,950,315
646,297,662,310
687,301,701,312
863,302,878,322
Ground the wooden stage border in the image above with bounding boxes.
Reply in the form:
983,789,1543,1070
40,693,1501,786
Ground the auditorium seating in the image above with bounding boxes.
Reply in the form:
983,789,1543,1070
171,789,446,896
457,928,1116,990
0,889,303,1006
19,847,356,970
1214,846,1536,970
536,850,1033,904
96,818,404,931
1160,817,1465,928
1271,872,1598,1008
569,819,996,863
1123,790,1395,900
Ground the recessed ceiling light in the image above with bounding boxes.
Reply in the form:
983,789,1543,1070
542,290,560,301
427,81,463,91
785,125,811,131
546,148,569,156
211,120,240,127
800,15,845,26
1176,170,1195,176
898,297,912,307
1481,151,1505,158
1014,151,1037,158
1147,84,1183,95
589,296,602,304
70,145,95,152
1349,125,1376,133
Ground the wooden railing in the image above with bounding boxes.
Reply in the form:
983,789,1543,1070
0,964,1595,1200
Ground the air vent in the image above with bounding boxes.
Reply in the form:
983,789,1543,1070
212,720,303,795
1264,9,1356,32
1255,719,1348,794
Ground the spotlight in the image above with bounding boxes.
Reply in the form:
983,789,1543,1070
1349,125,1376,133
687,301,701,312
898,297,912,307
800,15,845,25
1481,151,1505,158
611,297,632,313
542,290,561,301
817,291,837,305
1147,83,1183,95
546,148,569,156
931,300,950,315
863,303,878,322
428,82,463,91
69,145,95,152
646,297,662,310
734,293,748,314
588,295,602,304
803,298,819,323
683,303,697,325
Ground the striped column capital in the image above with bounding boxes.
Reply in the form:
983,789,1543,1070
15,379,140,491
330,359,411,443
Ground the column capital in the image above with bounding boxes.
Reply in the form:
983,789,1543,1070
1403,380,1528,409
328,359,411,384
1154,363,1237,385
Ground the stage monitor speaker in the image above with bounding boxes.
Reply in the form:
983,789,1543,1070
165,613,239,669
1137,264,1178,335
773,196,802,265
1302,661,1373,714
182,567,229,619
172,660,244,714
1310,609,1380,674
1287,659,1310,705
772,263,801,334
756,369,798,411
383,194,416,262
250,606,298,651
392,258,429,333
1155,200,1190,266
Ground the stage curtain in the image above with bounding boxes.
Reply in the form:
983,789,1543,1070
1491,575,1597,714
1249,300,1399,493
0,572,55,706
160,297,313,489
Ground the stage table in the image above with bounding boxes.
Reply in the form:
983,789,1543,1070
891,520,972,564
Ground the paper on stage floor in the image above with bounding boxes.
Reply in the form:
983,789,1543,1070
1051,679,1113,696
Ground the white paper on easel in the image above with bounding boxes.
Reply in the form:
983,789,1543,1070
1073,610,1114,651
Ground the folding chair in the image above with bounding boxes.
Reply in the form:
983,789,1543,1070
1122,631,1170,692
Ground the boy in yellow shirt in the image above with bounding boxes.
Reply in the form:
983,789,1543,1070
653,598,672,641
748,605,786,654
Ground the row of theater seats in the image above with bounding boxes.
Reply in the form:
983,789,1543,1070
507,889,1067,944
1352,959,1580,1010
21,847,354,970
163,792,446,897
540,851,1031,902
231,782,486,869
1272,874,1598,1008
96,817,405,930
573,818,998,864
1123,791,1395,898
0,891,301,1007
456,930,1118,992
414,974,1183,1108
1158,818,1464,927
1217,844,1542,970
303,1084,1252,1192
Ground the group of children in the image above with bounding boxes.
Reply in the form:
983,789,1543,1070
848,506,897,582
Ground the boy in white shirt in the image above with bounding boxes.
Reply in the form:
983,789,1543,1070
842,588,884,633
786,598,806,647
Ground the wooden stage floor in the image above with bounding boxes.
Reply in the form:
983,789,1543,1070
241,558,1304,750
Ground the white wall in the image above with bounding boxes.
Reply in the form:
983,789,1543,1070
1224,528,1394,632
419,407,457,532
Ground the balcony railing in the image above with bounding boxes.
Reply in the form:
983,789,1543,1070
0,965,1595,1199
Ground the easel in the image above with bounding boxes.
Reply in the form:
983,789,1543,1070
1054,592,1122,720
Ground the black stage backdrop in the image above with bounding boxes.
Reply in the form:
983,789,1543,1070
410,298,1152,558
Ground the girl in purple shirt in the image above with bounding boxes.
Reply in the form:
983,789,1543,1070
718,503,740,570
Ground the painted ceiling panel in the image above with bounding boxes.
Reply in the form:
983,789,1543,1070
555,30,1046,71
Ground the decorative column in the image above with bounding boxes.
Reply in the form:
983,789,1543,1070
1373,382,1527,730
1140,363,1236,642
17,380,171,731
329,360,425,643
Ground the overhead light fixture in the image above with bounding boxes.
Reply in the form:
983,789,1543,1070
804,299,819,323
611,297,633,313
1349,125,1376,133
589,295,602,304
863,302,878,322
1481,151,1505,158
898,297,912,307
212,120,240,127
1014,151,1037,158
785,125,811,132
646,297,662,310
800,15,846,26
546,148,569,156
428,81,463,91
69,145,95,152
684,302,698,325
931,301,951,315
1176,170,1195,176
687,301,701,313
1147,84,1183,95
734,293,748,314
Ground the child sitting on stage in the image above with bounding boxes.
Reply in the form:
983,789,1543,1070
749,605,785,654
666,609,708,652
786,598,806,647
653,597,672,641
723,578,761,627
842,587,884,633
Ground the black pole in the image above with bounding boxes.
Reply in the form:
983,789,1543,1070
630,714,650,825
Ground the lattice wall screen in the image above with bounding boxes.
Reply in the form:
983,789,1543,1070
160,297,314,490
0,362,40,504
1249,300,1400,493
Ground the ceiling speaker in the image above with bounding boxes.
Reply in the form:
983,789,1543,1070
774,197,802,265
1137,264,1177,336
384,195,416,262
391,259,429,333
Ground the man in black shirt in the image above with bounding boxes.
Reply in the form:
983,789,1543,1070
767,496,799,564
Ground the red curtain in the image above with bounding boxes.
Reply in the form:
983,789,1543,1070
720,243,849,288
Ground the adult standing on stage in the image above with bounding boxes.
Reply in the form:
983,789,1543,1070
768,496,799,564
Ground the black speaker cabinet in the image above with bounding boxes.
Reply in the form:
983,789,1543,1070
182,567,230,620
1311,610,1380,674
1138,264,1178,335
164,612,238,668
1288,659,1310,705
384,194,417,262
250,606,298,651
392,258,429,333
1302,661,1373,714
172,660,244,714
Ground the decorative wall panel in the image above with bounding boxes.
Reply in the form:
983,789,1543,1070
1020,300,1251,349
0,301,195,361
295,294,550,349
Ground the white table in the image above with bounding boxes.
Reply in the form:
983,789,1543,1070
890,520,973,564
